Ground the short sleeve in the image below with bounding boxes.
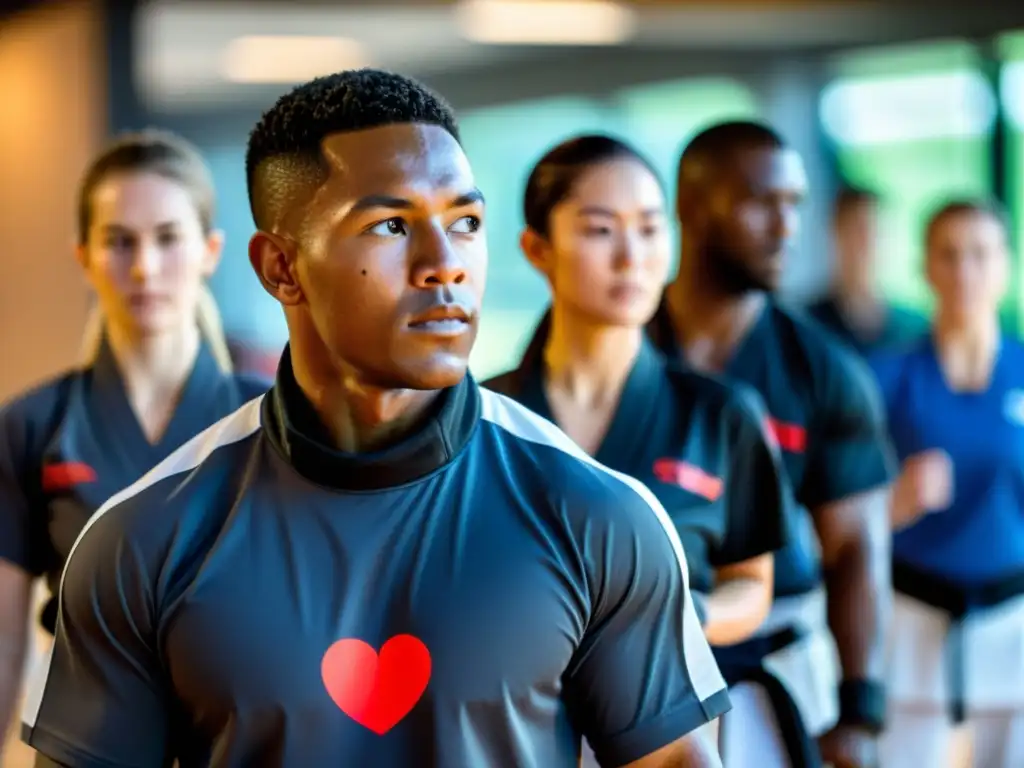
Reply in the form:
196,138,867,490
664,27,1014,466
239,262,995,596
800,345,898,510
21,499,171,768
0,401,49,576
563,479,731,766
712,387,791,566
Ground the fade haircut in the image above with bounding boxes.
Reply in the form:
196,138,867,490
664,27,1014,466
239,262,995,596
833,183,880,222
245,68,461,233
677,120,784,188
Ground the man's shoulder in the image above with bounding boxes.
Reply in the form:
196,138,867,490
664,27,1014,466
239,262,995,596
771,301,874,389
804,295,834,321
476,388,668,525
772,300,844,349
888,303,929,331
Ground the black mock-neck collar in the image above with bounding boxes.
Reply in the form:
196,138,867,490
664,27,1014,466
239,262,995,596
262,345,480,491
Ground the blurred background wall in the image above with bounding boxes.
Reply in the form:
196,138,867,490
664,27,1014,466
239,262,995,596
4,0,1024,383
0,0,104,399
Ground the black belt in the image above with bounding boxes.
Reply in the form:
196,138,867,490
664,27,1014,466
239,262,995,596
713,626,823,768
893,561,1024,723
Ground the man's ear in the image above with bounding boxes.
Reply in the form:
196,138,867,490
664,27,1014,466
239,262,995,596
248,231,304,306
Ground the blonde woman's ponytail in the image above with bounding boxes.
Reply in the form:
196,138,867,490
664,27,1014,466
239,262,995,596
78,304,104,366
195,283,233,373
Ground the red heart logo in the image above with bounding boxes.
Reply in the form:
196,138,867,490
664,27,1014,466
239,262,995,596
321,634,432,735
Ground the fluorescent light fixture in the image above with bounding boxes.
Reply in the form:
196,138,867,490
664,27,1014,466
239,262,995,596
455,0,635,46
220,36,368,84
819,70,996,146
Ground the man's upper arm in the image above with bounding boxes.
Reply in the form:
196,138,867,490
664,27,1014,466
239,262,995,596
22,497,170,768
622,727,722,768
800,345,897,512
564,476,730,767
714,388,791,566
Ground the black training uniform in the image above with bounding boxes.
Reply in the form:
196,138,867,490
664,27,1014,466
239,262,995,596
648,298,896,766
0,338,268,633
21,345,729,768
486,315,790,610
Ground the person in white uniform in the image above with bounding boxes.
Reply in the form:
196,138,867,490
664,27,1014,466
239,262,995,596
871,199,1024,768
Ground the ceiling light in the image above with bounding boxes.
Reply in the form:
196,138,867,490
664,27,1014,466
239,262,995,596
820,71,995,146
455,0,635,46
220,36,368,84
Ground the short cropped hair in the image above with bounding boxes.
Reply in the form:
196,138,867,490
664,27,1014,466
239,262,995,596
678,120,784,187
833,184,880,221
245,68,460,232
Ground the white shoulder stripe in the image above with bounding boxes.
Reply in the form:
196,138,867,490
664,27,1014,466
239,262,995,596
21,396,264,731
478,388,726,703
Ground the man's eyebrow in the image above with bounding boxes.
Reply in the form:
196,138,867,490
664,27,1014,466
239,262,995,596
451,188,485,207
348,188,485,213
349,195,415,212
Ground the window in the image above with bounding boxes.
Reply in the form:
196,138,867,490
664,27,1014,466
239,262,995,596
614,77,761,194
614,77,761,275
821,41,996,320
202,146,290,349
999,30,1024,332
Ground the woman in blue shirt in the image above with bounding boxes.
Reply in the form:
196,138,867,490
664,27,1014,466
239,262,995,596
871,199,1024,768
0,130,268,753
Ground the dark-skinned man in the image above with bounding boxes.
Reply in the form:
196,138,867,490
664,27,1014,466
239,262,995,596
20,70,728,768
648,121,895,768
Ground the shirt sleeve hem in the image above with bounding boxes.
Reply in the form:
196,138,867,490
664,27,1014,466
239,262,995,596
588,687,732,766
711,533,787,567
23,724,140,768
803,462,894,512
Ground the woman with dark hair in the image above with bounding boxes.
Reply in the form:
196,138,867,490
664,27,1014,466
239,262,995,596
0,130,269,750
872,199,1024,768
485,134,792,764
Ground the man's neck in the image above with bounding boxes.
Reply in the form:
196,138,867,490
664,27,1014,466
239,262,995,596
665,253,765,372
832,283,885,332
290,350,441,454
543,303,641,408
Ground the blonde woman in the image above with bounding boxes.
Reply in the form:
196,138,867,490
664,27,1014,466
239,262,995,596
0,130,269,751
